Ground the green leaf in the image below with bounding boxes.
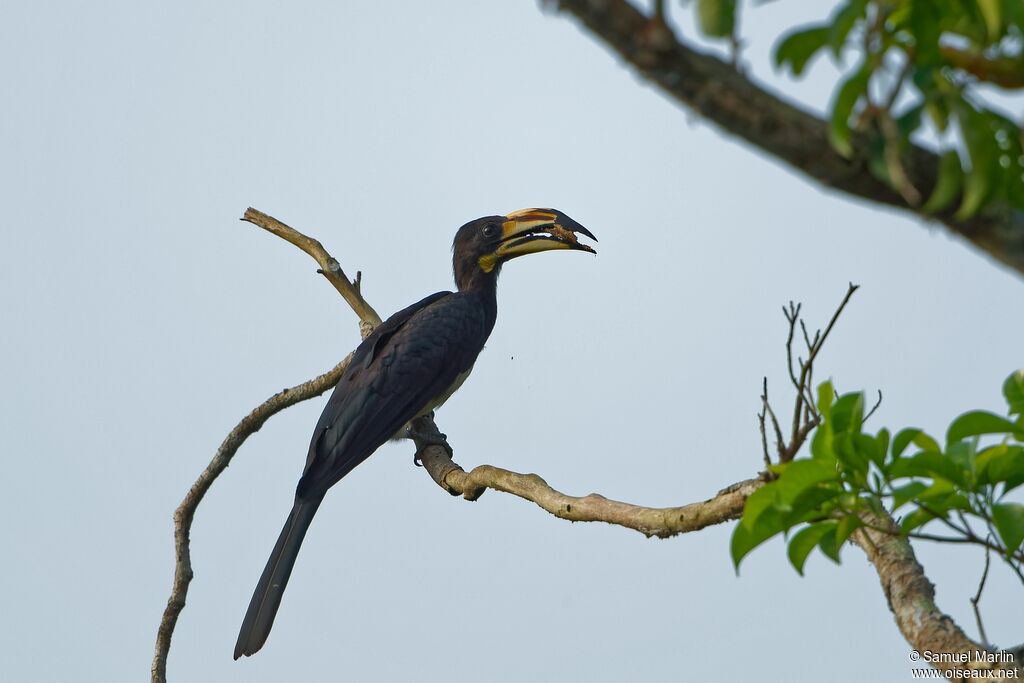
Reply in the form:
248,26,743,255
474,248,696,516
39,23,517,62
1004,370,1024,416
828,0,868,57
731,507,785,570
774,26,831,76
991,502,1024,555
787,522,835,574
831,392,866,435
817,380,836,418
811,424,834,461
976,0,1002,38
909,1,942,62
788,485,844,522
896,104,924,138
818,525,843,563
892,481,928,509
900,507,939,533
743,460,841,531
922,151,964,213
956,107,999,220
835,433,870,481
696,0,737,38
854,432,884,469
945,440,978,488
925,97,950,133
835,513,864,547
888,451,964,485
775,459,843,503
876,429,891,466
740,485,778,530
829,63,871,158
917,480,971,513
892,428,940,459
947,410,1020,444
977,444,1024,485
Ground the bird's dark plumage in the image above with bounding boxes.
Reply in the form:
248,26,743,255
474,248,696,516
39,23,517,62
235,210,596,659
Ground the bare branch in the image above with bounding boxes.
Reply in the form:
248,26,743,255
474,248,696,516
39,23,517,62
760,377,785,466
808,283,859,364
151,355,351,682
864,389,883,422
778,285,857,462
410,415,763,538
153,209,382,682
783,302,801,391
758,404,772,470
241,207,382,333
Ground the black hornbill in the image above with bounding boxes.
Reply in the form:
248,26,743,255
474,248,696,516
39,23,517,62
234,208,596,659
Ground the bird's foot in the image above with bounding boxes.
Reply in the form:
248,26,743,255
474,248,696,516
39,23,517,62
407,426,454,466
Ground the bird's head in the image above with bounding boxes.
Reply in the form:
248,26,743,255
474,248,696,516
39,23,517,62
452,208,597,291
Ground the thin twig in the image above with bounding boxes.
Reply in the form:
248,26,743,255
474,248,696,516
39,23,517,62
808,283,859,365
864,390,883,422
758,406,771,469
784,302,801,391
782,285,859,461
971,543,992,648
761,378,785,462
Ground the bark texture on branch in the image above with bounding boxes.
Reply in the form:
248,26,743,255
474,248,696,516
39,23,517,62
553,0,1024,277
241,207,382,335
853,513,1022,676
411,415,761,537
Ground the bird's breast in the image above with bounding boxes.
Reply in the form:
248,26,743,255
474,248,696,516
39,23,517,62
389,365,476,442
419,365,475,417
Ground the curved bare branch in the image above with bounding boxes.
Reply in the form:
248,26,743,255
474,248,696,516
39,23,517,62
152,210,380,682
411,415,762,537
151,355,351,682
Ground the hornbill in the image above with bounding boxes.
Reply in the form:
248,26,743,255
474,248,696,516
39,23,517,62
234,209,596,659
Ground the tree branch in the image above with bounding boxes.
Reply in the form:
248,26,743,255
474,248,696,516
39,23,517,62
410,414,762,537
241,207,382,334
551,0,1024,277
152,210,380,682
852,512,1022,676
151,355,351,683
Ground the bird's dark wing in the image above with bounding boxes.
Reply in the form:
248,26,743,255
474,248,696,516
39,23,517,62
235,290,489,658
295,290,489,499
349,291,451,371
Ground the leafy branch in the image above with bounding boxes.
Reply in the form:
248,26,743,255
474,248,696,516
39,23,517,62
733,366,1024,656
552,0,1024,276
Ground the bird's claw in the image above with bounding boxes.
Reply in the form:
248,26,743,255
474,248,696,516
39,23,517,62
407,425,453,465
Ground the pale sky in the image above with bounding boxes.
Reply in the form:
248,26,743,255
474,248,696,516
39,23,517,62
1,2,1020,682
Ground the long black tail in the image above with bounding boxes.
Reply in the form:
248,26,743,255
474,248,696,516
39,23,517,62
234,496,324,659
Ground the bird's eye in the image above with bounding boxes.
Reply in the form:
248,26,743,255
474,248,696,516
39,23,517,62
481,223,500,239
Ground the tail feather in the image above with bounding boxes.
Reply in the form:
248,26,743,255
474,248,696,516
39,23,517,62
234,497,323,659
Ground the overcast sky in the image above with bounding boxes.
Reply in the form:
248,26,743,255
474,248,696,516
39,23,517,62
2,1,1020,681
